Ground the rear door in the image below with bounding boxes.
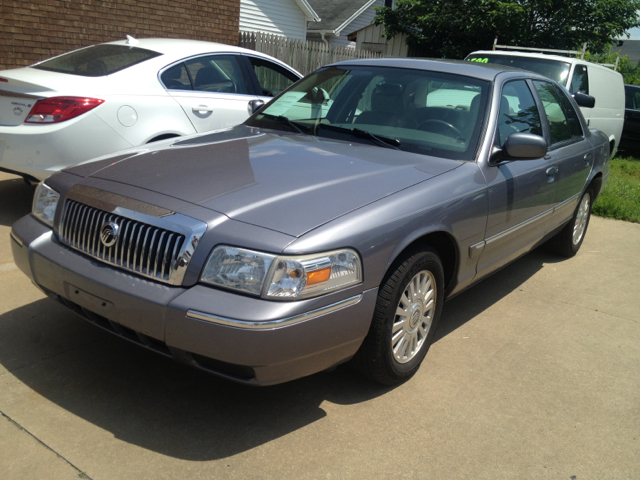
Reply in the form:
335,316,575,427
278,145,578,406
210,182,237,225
163,54,259,133
532,80,592,226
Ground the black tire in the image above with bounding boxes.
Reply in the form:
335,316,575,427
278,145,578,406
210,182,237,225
353,247,444,385
548,188,593,257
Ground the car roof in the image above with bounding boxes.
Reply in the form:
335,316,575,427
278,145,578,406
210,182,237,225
101,37,302,76
105,38,252,57
327,57,534,81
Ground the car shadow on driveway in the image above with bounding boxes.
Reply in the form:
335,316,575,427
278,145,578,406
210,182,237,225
0,245,564,461
0,176,35,227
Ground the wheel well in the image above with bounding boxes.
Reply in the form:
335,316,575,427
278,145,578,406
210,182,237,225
589,173,603,199
390,232,458,295
147,133,180,143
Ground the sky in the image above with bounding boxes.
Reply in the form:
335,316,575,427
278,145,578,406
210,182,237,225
625,26,640,40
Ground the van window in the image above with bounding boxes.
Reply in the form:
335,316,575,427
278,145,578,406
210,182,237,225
569,65,589,95
465,54,571,85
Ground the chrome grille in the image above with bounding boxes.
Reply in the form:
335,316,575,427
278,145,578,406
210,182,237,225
59,200,186,283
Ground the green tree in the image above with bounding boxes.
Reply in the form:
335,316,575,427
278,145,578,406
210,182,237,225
374,0,640,59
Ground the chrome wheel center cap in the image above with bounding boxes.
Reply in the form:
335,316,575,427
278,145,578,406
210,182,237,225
409,303,422,329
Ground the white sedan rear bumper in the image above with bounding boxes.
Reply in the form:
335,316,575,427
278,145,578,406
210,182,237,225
0,112,132,181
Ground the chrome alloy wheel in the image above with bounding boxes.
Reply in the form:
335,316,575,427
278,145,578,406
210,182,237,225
392,270,436,364
572,193,591,245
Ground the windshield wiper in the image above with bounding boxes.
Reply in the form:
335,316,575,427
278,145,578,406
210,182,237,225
317,124,401,149
260,113,311,135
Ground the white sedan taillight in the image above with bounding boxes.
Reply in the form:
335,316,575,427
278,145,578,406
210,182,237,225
25,96,104,124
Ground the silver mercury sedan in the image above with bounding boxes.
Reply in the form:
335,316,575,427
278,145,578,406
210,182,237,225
11,58,609,386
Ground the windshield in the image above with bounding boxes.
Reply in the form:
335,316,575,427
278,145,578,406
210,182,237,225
32,45,162,77
245,65,490,161
466,54,571,85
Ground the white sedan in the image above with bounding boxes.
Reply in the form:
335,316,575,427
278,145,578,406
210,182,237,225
0,37,302,183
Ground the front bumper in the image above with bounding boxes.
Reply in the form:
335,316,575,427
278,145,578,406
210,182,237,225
11,215,376,385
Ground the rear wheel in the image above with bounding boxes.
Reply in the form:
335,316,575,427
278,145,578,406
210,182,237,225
353,248,444,385
548,188,593,257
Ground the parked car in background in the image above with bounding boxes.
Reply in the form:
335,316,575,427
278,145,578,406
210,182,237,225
0,37,301,183
620,84,640,151
466,50,624,157
12,58,609,386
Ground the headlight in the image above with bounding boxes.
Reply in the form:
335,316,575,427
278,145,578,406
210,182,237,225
201,246,362,300
32,182,60,228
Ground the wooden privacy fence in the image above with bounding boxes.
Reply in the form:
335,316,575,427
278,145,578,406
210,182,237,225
239,31,383,76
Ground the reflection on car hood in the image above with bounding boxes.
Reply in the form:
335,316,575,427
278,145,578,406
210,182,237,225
70,125,463,237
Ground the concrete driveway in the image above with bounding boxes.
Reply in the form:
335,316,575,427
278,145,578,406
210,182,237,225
0,171,638,480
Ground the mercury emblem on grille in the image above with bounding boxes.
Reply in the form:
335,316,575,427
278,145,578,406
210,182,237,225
100,222,120,248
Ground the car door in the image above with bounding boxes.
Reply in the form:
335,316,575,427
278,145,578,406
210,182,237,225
242,55,300,104
476,79,557,278
531,80,592,227
623,86,640,147
161,54,260,133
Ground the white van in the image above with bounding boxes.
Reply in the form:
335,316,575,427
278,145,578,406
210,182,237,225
466,49,625,157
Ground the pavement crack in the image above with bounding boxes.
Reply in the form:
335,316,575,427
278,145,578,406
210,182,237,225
1,409,93,479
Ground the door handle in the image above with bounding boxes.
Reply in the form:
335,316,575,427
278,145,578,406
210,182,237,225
546,166,559,176
584,153,592,167
193,105,214,113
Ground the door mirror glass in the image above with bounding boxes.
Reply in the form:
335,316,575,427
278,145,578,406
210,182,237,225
504,132,547,159
573,92,595,108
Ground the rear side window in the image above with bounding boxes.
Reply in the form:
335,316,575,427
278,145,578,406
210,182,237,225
185,55,249,94
533,80,581,145
32,45,162,77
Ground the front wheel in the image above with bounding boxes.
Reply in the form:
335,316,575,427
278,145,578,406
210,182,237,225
353,248,444,385
548,188,593,257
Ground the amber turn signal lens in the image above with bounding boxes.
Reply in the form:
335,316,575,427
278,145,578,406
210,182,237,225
306,267,331,286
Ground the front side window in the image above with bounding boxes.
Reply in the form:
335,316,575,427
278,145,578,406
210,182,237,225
247,57,298,97
246,65,490,161
569,65,589,94
33,45,162,77
185,55,249,94
497,80,542,146
533,80,578,145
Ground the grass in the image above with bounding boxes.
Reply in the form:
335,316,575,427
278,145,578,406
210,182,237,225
592,154,640,223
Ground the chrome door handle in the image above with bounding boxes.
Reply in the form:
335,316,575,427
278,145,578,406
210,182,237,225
546,166,559,176
193,105,214,113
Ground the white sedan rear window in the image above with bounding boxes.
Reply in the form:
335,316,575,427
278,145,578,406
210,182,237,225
32,45,162,77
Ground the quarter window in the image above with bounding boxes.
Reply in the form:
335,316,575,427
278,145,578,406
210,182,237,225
497,80,542,146
160,63,191,90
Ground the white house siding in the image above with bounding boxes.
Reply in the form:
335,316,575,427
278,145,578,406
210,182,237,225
331,0,383,47
240,0,307,40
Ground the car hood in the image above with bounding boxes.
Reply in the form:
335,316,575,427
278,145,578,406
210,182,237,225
68,126,463,237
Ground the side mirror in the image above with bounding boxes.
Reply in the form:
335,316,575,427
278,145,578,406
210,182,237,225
504,132,547,160
249,99,265,114
573,92,595,108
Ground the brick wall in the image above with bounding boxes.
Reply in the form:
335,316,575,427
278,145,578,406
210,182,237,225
0,0,240,71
